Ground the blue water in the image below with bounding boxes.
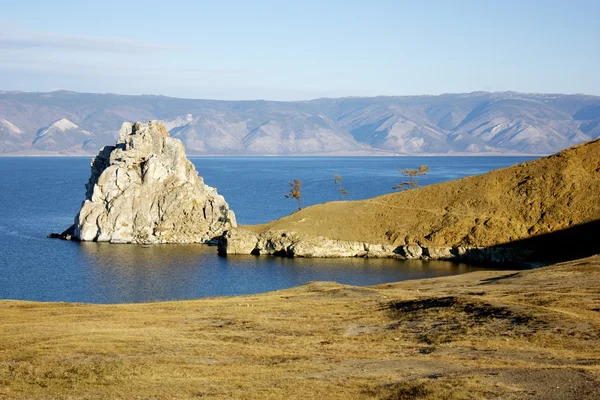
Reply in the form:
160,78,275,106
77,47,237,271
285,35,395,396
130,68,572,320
0,156,534,303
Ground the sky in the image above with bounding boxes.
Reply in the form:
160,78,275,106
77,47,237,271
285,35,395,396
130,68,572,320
0,0,598,100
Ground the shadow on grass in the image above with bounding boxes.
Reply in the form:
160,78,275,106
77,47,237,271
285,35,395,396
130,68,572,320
465,219,600,265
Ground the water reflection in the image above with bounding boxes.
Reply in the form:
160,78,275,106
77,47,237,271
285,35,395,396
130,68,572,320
78,242,483,304
79,243,221,303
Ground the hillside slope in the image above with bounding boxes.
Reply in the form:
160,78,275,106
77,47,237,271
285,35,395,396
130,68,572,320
246,138,600,254
1,90,599,155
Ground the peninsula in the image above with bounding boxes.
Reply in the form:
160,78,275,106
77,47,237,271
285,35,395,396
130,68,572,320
221,138,600,263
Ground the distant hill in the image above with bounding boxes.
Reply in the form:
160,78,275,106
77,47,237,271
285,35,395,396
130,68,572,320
0,90,599,155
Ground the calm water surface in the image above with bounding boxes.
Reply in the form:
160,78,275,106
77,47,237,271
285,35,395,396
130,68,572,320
0,156,534,303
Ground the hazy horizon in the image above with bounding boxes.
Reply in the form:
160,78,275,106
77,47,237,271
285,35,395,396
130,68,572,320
2,88,600,103
1,1,599,100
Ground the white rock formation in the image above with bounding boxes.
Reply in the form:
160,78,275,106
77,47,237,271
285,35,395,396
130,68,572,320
63,121,236,243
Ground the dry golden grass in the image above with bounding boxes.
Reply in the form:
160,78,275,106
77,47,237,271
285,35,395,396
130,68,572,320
1,255,600,399
246,138,600,249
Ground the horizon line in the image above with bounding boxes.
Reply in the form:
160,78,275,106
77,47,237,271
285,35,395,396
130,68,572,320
1,88,599,103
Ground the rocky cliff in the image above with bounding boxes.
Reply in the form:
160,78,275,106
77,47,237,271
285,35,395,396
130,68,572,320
59,121,236,244
220,138,600,262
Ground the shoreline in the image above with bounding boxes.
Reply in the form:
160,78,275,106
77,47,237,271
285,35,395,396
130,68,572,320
1,255,598,398
0,260,538,306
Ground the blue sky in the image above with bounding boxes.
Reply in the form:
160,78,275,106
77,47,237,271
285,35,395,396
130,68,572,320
0,0,598,100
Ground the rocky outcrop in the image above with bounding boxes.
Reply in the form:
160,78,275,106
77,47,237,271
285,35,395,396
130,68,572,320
218,228,527,263
57,121,236,244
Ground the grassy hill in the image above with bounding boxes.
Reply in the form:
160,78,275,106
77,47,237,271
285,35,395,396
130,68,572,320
247,138,600,260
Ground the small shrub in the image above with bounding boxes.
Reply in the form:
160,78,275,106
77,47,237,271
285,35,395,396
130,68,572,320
334,174,349,199
284,179,302,210
394,165,430,191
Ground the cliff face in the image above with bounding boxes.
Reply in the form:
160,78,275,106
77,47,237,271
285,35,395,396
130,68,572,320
64,121,236,244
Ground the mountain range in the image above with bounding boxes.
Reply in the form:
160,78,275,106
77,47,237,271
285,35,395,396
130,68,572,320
1,90,599,155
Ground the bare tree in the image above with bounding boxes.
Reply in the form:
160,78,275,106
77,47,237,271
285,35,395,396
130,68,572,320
394,165,430,191
334,174,349,199
285,179,302,210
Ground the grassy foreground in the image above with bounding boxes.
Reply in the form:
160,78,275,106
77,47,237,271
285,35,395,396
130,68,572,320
1,256,599,399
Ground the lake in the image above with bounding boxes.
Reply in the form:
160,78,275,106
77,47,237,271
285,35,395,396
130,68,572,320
0,156,535,303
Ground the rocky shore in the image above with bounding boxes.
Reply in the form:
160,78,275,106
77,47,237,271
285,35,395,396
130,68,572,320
218,228,525,263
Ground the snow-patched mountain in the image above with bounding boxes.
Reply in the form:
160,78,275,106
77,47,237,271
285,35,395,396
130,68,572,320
452,97,592,154
170,116,248,154
170,109,363,154
0,119,22,135
32,118,94,151
0,119,25,152
332,93,599,154
1,90,599,155
161,113,194,131
240,115,361,154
